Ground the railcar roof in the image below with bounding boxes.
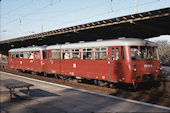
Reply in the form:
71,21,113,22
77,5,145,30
46,38,157,50
9,46,46,52
8,38,157,52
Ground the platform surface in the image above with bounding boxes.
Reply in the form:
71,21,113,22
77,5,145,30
0,71,170,113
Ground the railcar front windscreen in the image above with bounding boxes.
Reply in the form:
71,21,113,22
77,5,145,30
130,46,159,61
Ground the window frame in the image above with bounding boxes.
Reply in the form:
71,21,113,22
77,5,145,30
94,47,108,60
61,49,70,59
82,48,93,60
70,49,80,60
34,51,40,59
51,49,60,59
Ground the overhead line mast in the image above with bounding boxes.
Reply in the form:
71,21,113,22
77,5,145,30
136,0,138,13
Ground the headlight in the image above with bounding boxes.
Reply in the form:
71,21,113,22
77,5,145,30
160,67,162,70
133,68,136,72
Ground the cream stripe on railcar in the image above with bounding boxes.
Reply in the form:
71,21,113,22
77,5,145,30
9,46,46,52
46,38,157,50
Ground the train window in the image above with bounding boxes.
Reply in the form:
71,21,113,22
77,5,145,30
112,48,115,60
95,48,99,51
16,53,19,58
62,49,69,59
121,46,124,60
71,49,80,59
130,46,140,60
82,48,92,60
141,46,153,61
23,52,30,59
11,53,16,58
43,50,47,59
51,49,60,59
35,51,40,59
29,52,34,59
24,52,34,59
95,48,99,60
19,52,23,59
101,48,106,51
153,47,158,60
95,48,108,60
116,48,119,60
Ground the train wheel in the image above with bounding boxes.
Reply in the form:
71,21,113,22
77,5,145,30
153,81,161,89
132,83,139,91
54,74,59,78
98,80,109,87
16,69,21,72
94,80,98,85
58,75,67,80
109,83,116,88
31,71,37,75
43,73,47,76
68,78,78,83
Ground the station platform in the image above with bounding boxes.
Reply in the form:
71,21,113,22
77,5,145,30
0,71,170,113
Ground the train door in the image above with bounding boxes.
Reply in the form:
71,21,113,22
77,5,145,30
44,50,52,73
109,46,123,82
34,51,41,72
42,50,46,72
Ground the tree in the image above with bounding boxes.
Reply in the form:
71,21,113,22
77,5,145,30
157,40,170,66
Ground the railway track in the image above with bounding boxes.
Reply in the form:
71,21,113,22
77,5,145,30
0,66,170,107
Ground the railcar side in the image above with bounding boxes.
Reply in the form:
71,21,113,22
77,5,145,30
45,45,129,83
8,46,46,73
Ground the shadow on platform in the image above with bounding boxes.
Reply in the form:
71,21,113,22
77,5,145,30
20,89,60,97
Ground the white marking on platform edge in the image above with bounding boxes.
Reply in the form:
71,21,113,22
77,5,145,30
0,71,170,111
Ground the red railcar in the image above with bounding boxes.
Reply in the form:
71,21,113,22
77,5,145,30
8,38,162,87
8,46,46,72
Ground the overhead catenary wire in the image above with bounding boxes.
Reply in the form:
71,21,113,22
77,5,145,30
2,0,32,16
8,0,162,39
7,0,160,29
2,0,61,26
2,0,129,26
2,0,162,40
20,1,108,27
43,0,162,31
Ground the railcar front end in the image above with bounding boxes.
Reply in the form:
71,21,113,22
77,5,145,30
127,44,161,88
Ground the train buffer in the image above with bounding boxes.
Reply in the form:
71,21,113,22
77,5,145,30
1,79,34,101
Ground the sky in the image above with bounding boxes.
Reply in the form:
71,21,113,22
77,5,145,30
1,0,170,42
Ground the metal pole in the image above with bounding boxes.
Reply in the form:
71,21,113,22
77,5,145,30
41,24,43,32
2,30,6,40
110,0,113,12
135,0,138,13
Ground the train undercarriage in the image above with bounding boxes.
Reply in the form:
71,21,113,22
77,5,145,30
17,69,161,90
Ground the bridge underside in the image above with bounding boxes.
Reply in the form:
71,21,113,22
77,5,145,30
0,7,170,55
